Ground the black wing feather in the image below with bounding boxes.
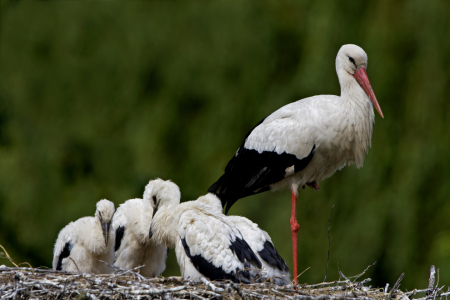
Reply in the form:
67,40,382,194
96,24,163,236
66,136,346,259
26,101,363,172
181,235,261,283
258,241,289,272
114,226,125,252
56,242,72,271
229,236,262,269
209,144,316,214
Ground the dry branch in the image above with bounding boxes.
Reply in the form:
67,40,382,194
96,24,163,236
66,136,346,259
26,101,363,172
0,265,404,300
2,264,447,299
386,273,405,300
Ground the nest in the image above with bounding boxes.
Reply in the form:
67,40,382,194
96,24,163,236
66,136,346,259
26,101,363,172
0,245,446,300
1,264,443,300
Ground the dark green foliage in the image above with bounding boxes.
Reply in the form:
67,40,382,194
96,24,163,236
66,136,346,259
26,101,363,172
1,0,450,290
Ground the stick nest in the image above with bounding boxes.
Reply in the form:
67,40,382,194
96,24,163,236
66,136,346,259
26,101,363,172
1,265,433,300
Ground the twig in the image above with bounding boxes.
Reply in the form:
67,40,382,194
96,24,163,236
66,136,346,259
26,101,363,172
0,266,66,274
353,261,377,282
109,265,145,280
99,260,147,282
324,204,335,282
427,265,436,296
0,244,19,268
200,277,224,293
386,273,405,300
301,281,344,289
437,290,450,298
339,271,350,282
434,268,440,300
436,268,440,290
230,282,246,299
293,266,311,284
68,257,82,275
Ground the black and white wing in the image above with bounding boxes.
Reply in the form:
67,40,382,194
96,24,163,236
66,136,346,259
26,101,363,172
228,216,290,285
209,102,317,213
111,202,129,254
178,209,262,283
53,223,75,271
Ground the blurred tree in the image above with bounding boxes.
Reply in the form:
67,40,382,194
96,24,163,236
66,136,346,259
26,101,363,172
1,0,450,290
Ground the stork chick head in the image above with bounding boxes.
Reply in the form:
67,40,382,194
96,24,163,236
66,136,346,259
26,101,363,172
95,199,115,246
336,44,383,118
196,193,222,213
145,178,180,239
144,178,180,216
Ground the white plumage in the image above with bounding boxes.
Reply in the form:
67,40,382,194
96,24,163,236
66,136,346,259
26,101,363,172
227,216,290,285
53,199,115,274
196,194,290,285
147,179,264,283
112,191,168,277
208,44,384,282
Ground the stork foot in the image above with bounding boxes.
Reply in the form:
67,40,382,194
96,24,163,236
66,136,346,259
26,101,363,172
306,182,320,191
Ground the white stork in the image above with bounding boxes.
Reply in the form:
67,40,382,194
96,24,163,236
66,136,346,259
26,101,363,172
208,44,384,283
227,215,290,285
147,179,264,283
196,193,290,285
53,199,115,274
112,191,168,277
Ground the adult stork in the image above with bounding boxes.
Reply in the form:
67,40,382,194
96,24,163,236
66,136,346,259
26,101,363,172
208,44,384,283
53,199,115,274
112,190,168,277
147,179,263,283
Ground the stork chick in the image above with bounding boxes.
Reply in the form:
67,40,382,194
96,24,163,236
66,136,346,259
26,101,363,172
53,199,115,274
112,190,168,277
148,179,263,283
197,193,290,285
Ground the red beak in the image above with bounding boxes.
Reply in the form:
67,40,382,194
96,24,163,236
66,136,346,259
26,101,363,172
353,68,384,118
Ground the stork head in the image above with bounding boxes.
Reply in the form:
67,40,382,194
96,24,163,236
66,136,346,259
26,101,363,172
196,193,222,213
336,44,383,118
144,178,181,238
95,199,115,246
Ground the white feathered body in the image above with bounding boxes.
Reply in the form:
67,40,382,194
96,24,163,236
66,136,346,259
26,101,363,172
195,193,290,284
150,196,262,283
247,91,374,191
53,216,115,274
209,44,380,213
112,198,167,277
227,216,290,285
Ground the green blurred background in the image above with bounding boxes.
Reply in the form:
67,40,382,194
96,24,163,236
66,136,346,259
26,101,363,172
1,0,450,290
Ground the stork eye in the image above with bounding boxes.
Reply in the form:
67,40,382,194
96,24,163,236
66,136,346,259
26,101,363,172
152,195,157,204
348,56,356,66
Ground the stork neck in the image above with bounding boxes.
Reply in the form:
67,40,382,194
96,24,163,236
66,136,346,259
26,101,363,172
338,70,360,99
151,203,179,248
337,69,375,166
77,217,109,254
139,199,154,242
338,70,372,113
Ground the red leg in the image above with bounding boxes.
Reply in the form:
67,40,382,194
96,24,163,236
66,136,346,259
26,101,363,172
290,187,300,284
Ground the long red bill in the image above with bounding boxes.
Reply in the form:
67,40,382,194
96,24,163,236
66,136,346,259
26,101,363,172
353,68,384,118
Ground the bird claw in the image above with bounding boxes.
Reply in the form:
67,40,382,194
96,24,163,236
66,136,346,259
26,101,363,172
306,182,320,191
